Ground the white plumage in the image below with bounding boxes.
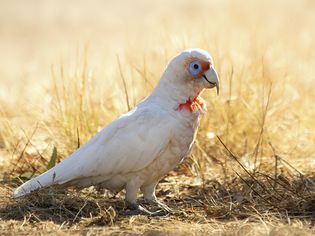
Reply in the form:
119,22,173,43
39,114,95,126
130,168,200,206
13,48,219,215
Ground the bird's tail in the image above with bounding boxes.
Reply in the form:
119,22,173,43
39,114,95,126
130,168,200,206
13,169,57,198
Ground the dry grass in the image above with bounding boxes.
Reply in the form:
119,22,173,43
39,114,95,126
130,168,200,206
1,0,315,235
1,172,315,235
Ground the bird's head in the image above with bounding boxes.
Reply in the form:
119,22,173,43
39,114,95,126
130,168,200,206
150,48,219,112
166,48,219,96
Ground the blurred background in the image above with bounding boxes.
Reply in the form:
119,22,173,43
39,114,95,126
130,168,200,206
1,0,314,101
0,0,315,176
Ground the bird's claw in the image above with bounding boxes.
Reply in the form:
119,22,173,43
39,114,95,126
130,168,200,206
119,201,168,216
144,199,173,214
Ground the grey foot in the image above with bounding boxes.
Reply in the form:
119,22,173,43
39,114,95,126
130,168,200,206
144,199,173,214
119,201,168,216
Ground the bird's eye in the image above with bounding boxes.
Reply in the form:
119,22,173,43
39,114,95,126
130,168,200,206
188,61,202,76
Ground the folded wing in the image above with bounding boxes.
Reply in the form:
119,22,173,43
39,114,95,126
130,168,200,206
14,105,174,198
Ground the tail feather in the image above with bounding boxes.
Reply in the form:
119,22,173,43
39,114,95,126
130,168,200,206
13,169,57,198
13,131,104,198
13,145,86,198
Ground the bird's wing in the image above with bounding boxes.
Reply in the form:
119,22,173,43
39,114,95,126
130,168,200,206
58,106,174,180
14,105,174,197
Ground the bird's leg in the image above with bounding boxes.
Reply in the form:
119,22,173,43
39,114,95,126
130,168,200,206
142,182,173,214
119,180,165,216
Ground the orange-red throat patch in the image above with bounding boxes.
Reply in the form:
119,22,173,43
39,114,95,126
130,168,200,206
176,94,205,113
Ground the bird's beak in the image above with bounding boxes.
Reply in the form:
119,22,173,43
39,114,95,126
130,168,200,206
202,66,220,95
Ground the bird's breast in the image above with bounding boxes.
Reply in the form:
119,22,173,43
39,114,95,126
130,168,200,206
171,113,201,159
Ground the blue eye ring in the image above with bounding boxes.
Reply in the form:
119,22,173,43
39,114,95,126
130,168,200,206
188,60,202,76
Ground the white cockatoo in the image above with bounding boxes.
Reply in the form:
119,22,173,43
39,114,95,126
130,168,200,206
13,48,219,215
